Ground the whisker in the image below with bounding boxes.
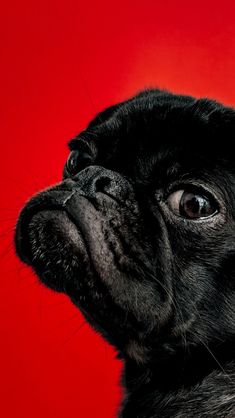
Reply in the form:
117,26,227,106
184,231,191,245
58,311,82,325
1,174,42,194
38,298,69,310
60,321,87,347
0,241,15,259
0,228,14,238
0,217,19,223
144,268,188,344
197,336,233,383
189,302,233,383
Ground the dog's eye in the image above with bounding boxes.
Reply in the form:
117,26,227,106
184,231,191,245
66,150,91,176
167,188,218,219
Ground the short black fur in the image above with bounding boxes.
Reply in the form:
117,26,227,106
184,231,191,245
15,89,235,417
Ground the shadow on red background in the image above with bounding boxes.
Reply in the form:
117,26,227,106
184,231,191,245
1,1,235,417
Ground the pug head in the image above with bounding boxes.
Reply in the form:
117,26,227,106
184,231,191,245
15,89,235,365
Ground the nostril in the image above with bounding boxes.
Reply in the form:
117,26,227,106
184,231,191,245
94,176,111,192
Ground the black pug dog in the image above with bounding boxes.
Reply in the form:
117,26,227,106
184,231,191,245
15,89,235,417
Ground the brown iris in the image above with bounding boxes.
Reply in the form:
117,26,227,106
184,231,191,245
167,188,218,219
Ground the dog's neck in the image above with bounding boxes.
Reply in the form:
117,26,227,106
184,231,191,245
120,343,235,417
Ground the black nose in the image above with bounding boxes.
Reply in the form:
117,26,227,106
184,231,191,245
72,165,133,201
15,166,133,265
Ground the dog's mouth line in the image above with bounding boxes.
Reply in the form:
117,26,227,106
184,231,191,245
15,190,91,263
18,208,90,263
15,195,115,292
16,194,159,320
15,185,132,266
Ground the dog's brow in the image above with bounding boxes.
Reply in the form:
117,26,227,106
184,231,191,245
68,138,79,150
68,130,97,151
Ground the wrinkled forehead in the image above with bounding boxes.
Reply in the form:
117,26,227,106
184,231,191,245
68,92,235,182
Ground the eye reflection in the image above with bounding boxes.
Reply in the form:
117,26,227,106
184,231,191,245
66,150,92,176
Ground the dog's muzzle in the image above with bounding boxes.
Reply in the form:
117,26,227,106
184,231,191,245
15,165,133,267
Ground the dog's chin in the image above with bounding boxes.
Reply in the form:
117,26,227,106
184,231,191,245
26,209,88,292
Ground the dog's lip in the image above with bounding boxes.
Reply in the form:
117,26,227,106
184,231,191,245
27,209,88,292
15,189,85,265
15,186,121,269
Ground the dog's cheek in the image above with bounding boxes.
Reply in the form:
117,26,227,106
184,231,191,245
125,340,151,364
77,202,172,328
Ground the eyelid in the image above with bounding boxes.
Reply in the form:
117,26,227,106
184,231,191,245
165,180,221,204
68,137,98,159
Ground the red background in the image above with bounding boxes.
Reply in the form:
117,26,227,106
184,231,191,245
1,1,235,417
